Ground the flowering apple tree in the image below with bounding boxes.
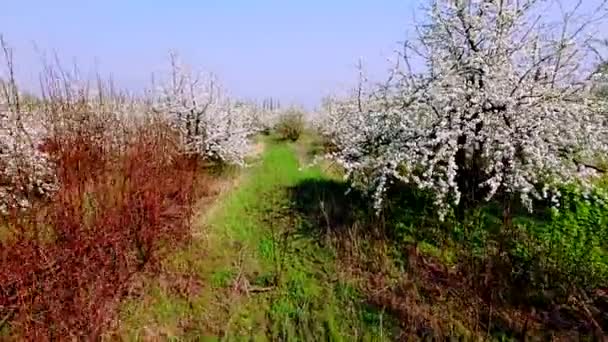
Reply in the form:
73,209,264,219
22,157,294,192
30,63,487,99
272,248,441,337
155,53,254,165
324,0,608,218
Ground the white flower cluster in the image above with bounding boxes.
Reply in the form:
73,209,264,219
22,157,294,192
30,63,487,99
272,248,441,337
154,55,255,165
322,0,608,218
0,102,57,214
0,46,271,214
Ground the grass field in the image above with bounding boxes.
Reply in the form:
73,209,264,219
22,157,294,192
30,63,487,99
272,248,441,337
117,136,390,341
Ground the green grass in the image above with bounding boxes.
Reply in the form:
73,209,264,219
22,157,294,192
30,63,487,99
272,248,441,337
118,135,390,341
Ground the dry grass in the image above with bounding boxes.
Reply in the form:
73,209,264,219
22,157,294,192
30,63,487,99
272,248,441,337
0,110,218,340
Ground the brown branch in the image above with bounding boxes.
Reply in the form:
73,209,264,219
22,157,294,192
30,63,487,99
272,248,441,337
573,158,607,173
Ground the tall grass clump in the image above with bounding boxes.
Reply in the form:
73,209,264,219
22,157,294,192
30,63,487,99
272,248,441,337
274,107,305,142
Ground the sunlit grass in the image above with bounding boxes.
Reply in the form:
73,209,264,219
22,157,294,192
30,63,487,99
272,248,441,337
118,135,388,340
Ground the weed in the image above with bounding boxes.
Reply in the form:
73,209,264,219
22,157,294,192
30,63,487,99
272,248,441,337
0,118,210,339
274,109,305,142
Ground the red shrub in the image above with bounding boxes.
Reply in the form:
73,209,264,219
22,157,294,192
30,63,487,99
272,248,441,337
0,123,207,340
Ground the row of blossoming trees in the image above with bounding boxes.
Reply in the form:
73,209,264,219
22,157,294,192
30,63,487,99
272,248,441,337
0,39,279,337
320,0,608,219
0,49,277,215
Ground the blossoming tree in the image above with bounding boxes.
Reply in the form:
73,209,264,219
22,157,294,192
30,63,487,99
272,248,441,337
155,53,254,165
325,0,608,218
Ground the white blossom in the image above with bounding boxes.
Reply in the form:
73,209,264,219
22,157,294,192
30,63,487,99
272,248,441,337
322,0,608,218
154,54,255,165
0,100,57,214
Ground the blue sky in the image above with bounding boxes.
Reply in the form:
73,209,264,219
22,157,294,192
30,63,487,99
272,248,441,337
1,0,417,108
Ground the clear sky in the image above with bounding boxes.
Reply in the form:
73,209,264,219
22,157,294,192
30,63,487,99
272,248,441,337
0,0,417,108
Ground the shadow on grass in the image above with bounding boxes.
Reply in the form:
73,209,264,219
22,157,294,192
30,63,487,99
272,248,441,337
288,178,449,248
288,178,368,238
286,177,608,339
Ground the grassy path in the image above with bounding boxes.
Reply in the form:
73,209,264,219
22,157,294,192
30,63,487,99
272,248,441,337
119,137,387,341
